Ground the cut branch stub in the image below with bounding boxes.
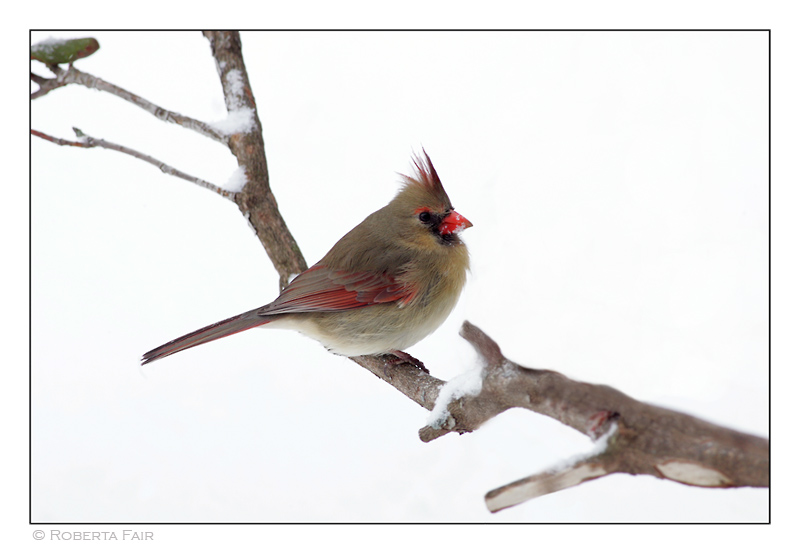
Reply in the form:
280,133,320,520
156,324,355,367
460,320,504,368
485,455,611,513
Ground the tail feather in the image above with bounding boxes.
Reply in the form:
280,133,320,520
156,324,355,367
141,309,272,365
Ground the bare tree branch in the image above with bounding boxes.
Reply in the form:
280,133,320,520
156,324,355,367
31,128,236,200
350,355,445,410
30,71,50,87
485,455,611,513
31,129,87,148
31,64,227,143
30,65,68,99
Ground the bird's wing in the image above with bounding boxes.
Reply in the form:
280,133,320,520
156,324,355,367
258,264,417,316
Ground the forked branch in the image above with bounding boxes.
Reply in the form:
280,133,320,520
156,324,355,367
421,322,768,512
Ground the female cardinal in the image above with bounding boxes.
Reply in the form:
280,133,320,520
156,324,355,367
141,151,472,369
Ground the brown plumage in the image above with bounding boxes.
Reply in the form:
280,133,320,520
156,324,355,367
142,151,471,368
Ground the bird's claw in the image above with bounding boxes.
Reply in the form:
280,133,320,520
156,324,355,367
386,350,429,374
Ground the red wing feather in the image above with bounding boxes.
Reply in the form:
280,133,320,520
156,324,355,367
258,264,416,316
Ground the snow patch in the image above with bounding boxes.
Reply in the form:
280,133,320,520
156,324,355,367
222,166,247,193
225,69,246,100
33,36,65,49
211,108,255,136
426,364,484,429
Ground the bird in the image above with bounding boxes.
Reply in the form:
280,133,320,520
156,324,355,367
141,151,472,370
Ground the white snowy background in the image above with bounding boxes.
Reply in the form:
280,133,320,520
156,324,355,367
30,31,768,524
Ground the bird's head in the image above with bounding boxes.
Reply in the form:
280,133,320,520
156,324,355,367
392,150,472,247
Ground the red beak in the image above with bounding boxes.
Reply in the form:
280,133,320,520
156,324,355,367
438,211,473,235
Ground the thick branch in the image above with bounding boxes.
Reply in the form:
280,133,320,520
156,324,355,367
420,322,769,511
203,31,307,290
31,128,236,200
350,355,445,410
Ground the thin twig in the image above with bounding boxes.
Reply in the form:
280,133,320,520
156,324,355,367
30,72,49,87
31,129,88,147
31,128,236,201
31,64,227,143
30,66,68,99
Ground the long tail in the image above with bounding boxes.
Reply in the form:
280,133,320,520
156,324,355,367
141,309,273,365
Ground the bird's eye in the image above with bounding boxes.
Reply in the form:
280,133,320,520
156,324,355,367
418,211,432,223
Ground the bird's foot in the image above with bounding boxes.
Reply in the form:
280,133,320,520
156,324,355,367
386,350,429,374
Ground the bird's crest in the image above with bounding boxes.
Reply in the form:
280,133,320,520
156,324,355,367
398,149,451,208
